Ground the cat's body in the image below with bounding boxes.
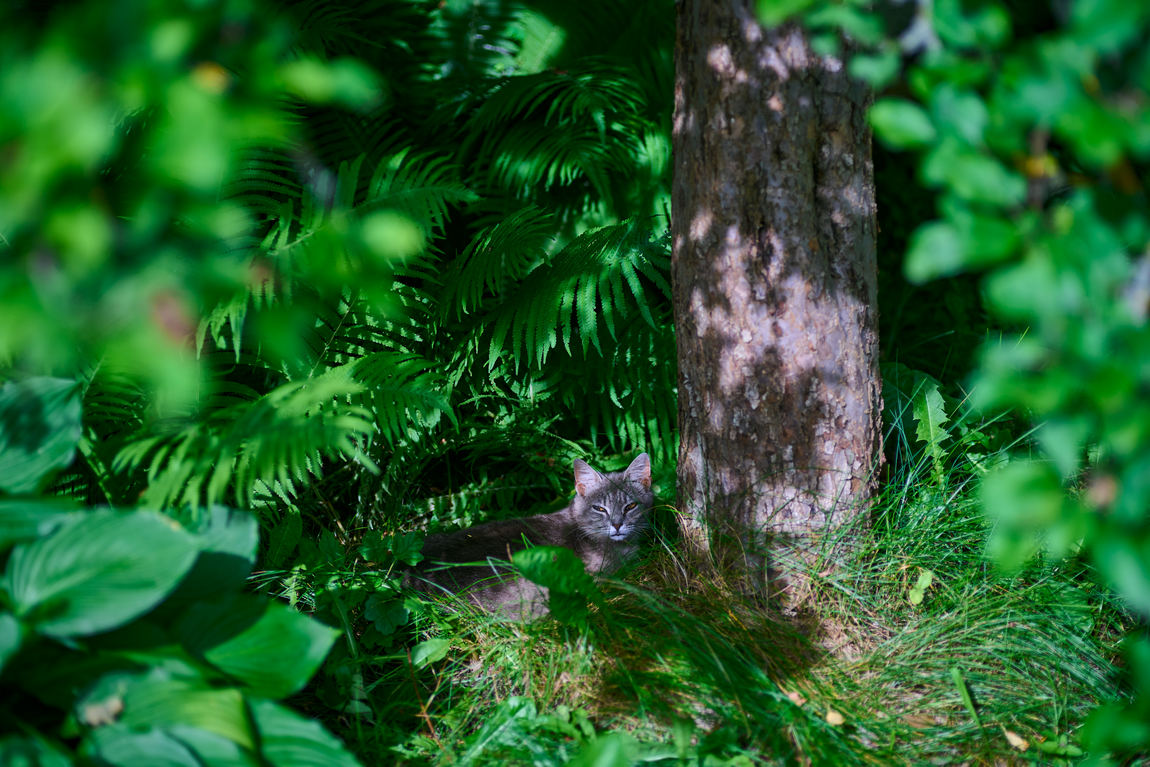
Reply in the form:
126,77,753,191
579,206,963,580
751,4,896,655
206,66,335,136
410,453,653,618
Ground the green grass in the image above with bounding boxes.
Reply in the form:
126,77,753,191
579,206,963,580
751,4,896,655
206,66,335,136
323,448,1130,766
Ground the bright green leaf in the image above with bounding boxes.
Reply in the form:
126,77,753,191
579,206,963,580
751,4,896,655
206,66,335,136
410,638,451,668
250,699,363,767
176,594,338,699
7,510,199,637
869,99,937,149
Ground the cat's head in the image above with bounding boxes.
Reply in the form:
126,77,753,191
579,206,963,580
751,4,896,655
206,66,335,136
571,453,654,543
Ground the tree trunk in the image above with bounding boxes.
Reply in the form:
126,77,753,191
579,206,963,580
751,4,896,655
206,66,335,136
671,3,881,610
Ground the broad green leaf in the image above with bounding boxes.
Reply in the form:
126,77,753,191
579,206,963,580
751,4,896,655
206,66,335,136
0,735,73,767
904,222,963,283
982,461,1086,570
0,377,82,496
7,510,199,637
869,100,936,149
82,726,200,767
364,595,409,637
0,498,82,551
931,86,988,145
848,48,900,88
410,638,451,668
167,725,258,767
80,669,254,750
1071,0,1148,53
170,506,258,602
1094,534,1150,619
922,141,1027,206
250,699,363,767
568,732,640,767
176,594,338,699
512,546,596,595
0,612,22,673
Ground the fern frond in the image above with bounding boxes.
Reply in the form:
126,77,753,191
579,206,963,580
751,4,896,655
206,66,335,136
439,206,555,319
113,369,375,509
351,352,455,445
484,218,669,369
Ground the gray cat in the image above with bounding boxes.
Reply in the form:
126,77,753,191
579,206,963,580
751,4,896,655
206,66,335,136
410,453,653,618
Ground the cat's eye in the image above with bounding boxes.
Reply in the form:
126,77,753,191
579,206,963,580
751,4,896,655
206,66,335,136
592,505,607,514
623,502,637,512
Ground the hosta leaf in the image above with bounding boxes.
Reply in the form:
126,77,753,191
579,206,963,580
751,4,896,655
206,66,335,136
0,735,73,767
6,510,199,638
0,377,82,496
250,699,362,767
82,726,201,767
176,593,338,698
0,498,82,552
170,506,258,602
80,669,254,750
0,612,23,674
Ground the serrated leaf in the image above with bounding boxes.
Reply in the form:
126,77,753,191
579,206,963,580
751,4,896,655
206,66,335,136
7,510,199,638
912,381,950,453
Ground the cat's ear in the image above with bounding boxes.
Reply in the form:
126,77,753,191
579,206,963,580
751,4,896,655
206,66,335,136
573,459,604,497
624,452,651,489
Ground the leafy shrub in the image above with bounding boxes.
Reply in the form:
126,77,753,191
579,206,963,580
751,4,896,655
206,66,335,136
0,377,359,766
779,0,1150,758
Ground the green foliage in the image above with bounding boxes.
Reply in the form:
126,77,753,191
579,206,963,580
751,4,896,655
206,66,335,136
512,546,600,628
0,380,357,766
799,0,1150,758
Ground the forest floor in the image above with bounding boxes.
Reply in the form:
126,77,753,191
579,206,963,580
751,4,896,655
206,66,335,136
329,461,1128,766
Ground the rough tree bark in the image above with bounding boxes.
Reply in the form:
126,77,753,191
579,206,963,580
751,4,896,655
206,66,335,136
672,2,881,610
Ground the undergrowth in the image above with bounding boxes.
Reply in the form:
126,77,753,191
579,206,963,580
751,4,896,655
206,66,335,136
318,426,1130,766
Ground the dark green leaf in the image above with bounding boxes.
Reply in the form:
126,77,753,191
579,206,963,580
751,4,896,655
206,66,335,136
0,612,23,673
265,511,302,569
170,506,258,602
82,726,201,767
0,378,82,496
176,593,338,698
80,669,254,750
0,498,82,552
7,510,199,637
250,698,362,767
0,735,73,767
